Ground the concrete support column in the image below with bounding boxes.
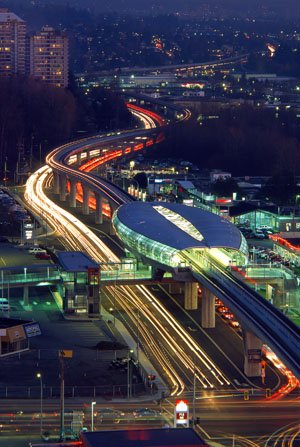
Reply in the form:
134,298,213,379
76,152,81,165
59,174,67,202
273,288,282,309
23,286,29,307
86,150,91,161
201,287,215,328
243,330,263,377
266,284,273,302
69,179,77,208
82,185,89,215
95,193,103,224
109,222,116,236
109,203,116,235
184,282,198,310
53,172,60,195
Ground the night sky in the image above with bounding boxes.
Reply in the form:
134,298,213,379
9,0,300,16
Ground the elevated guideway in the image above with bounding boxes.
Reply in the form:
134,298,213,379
180,250,300,380
45,101,190,222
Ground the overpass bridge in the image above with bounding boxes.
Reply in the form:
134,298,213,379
119,54,249,74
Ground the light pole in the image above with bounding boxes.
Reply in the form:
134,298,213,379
136,309,140,366
91,401,96,431
36,373,43,438
127,349,134,399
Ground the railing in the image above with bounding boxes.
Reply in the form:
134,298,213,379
0,383,146,399
0,265,172,285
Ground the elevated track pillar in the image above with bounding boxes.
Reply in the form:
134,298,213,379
23,286,29,307
53,172,60,195
201,286,215,328
82,185,90,215
95,193,103,224
69,179,77,208
59,174,67,202
184,282,198,310
76,152,81,165
243,330,263,377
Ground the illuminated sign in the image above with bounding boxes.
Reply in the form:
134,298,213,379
24,322,41,338
59,350,73,358
174,399,189,427
216,198,232,203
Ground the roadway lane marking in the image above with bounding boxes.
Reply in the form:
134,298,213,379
0,257,6,266
159,284,257,388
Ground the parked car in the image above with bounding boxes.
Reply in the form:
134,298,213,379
0,298,9,311
29,247,47,255
253,230,265,239
0,236,9,243
35,253,51,260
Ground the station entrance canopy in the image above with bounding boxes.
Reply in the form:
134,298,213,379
113,202,248,269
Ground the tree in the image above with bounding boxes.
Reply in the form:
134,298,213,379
133,172,148,189
211,177,241,198
259,171,300,205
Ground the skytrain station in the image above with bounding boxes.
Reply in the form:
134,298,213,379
112,201,249,271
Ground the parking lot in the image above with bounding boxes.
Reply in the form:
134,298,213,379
0,242,53,268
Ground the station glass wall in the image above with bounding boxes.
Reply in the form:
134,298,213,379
112,214,180,268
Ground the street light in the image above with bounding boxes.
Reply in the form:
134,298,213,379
127,349,134,399
36,373,43,438
91,401,96,432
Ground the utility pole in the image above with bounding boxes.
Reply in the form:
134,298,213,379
60,351,65,441
193,355,196,427
136,309,140,366
59,350,72,441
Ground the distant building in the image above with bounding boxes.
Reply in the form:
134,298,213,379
29,26,69,88
0,9,26,77
210,169,231,183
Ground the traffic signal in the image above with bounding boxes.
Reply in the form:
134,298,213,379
148,375,156,381
266,388,271,398
244,390,249,401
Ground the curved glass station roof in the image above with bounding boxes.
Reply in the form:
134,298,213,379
113,202,248,268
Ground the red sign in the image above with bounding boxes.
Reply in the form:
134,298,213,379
176,412,188,420
176,399,187,407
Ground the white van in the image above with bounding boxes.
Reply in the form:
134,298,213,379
0,298,9,311
28,247,47,255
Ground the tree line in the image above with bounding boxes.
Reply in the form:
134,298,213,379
0,76,131,180
155,104,300,178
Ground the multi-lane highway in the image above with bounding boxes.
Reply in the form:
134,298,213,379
1,396,300,443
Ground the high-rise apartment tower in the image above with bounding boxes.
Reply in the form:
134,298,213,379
29,26,69,88
0,9,26,77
